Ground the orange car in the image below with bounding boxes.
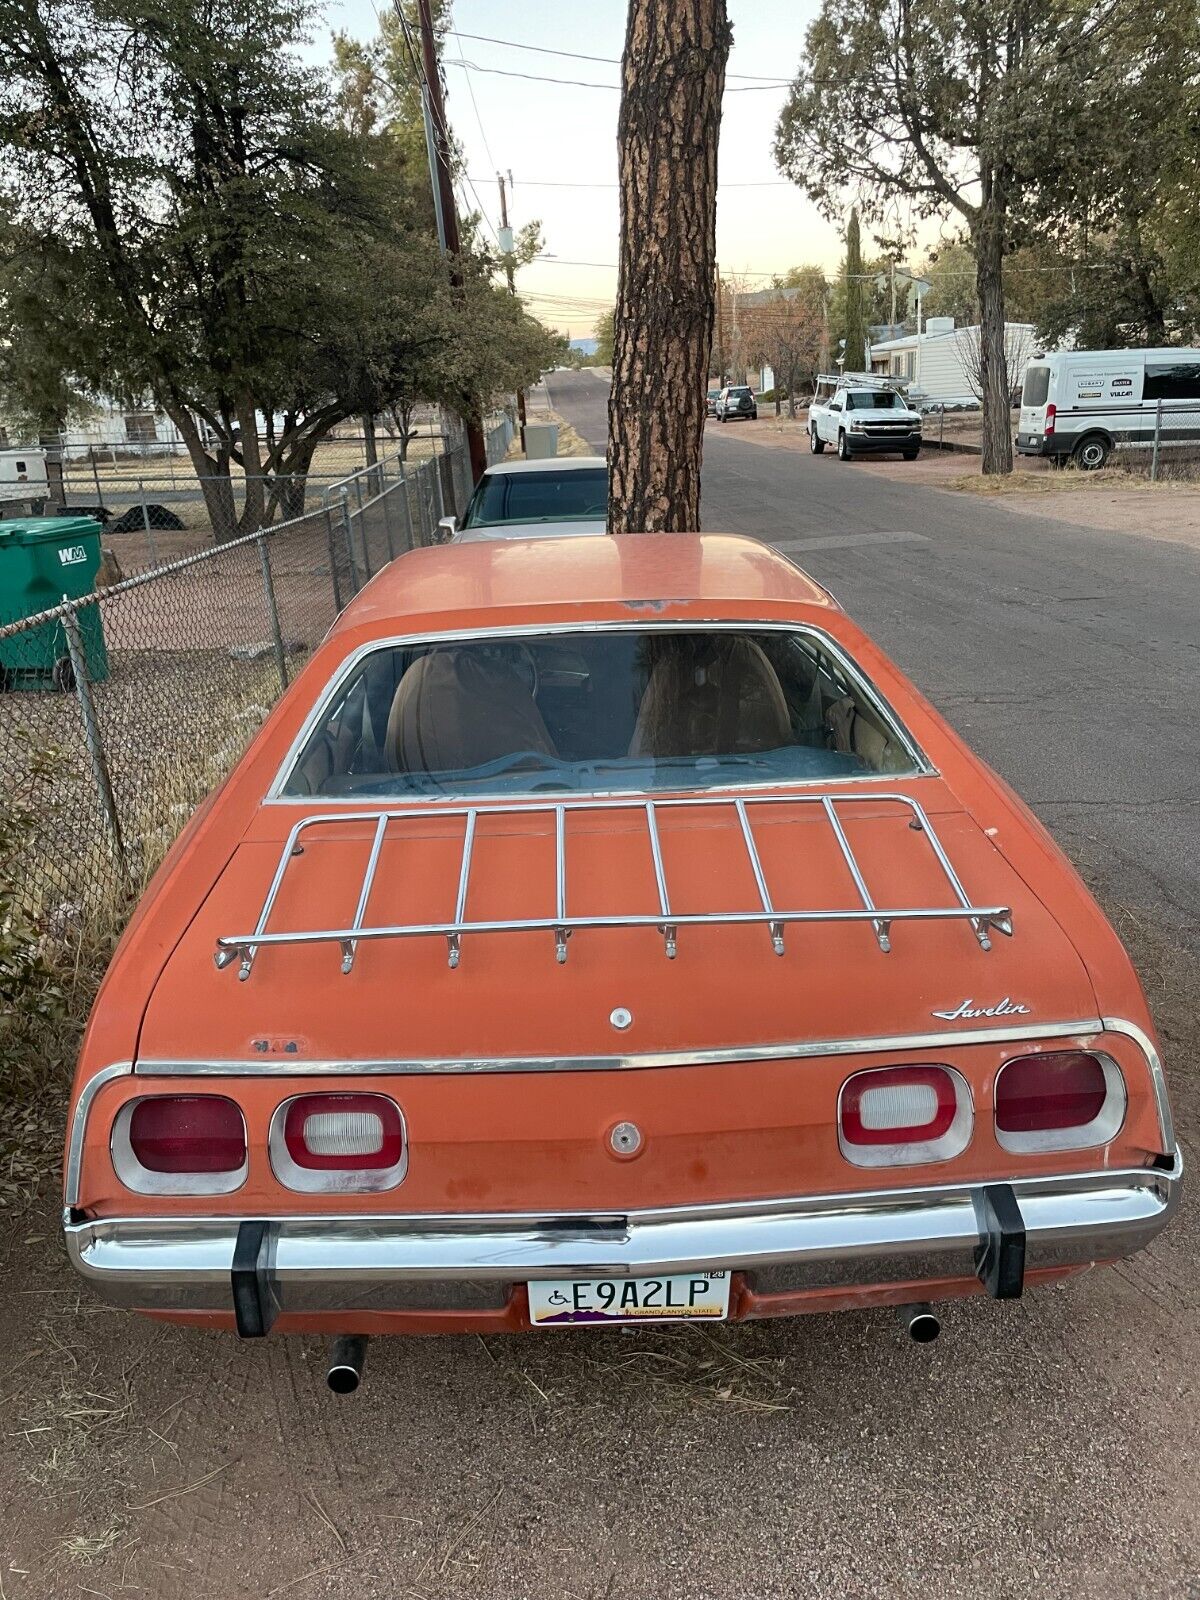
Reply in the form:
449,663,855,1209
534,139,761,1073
64,534,1179,1387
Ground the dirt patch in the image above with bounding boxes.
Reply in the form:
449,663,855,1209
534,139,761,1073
1,897,1196,1600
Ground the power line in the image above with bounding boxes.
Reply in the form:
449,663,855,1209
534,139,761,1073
444,27,794,82
455,31,498,175
469,176,793,190
444,58,790,93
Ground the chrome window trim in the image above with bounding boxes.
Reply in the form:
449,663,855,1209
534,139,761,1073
268,1093,409,1194
265,618,934,803
993,1052,1126,1155
110,1096,248,1197
837,1064,974,1169
133,1019,1103,1078
65,1061,132,1207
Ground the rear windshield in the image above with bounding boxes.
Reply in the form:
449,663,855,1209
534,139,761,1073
461,467,607,529
728,387,752,398
845,390,901,410
1022,366,1050,407
283,628,920,799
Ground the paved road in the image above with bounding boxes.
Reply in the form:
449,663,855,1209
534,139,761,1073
546,369,1200,954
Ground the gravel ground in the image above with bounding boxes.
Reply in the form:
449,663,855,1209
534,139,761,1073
0,906,1195,1600
0,382,1195,1599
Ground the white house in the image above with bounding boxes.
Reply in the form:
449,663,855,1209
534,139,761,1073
868,319,1038,406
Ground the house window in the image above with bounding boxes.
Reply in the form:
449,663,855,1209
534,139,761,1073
124,412,158,443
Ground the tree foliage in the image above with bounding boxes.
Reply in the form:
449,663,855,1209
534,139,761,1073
593,310,616,366
0,0,556,535
740,272,826,413
773,0,1196,473
842,210,868,372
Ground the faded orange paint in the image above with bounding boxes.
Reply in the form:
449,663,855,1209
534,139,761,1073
65,535,1174,1332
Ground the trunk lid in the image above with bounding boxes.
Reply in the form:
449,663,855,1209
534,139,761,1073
137,787,1098,1065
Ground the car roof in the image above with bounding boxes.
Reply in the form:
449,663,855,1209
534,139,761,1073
481,456,606,476
330,533,837,640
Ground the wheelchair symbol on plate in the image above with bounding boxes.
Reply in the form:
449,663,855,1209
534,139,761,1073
547,1289,569,1305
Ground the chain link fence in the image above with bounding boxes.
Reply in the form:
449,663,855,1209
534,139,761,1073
0,414,509,943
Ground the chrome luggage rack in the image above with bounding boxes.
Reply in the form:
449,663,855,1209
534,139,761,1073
215,792,1013,981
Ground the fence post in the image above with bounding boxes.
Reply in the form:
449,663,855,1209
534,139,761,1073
379,461,397,561
1151,399,1163,481
339,491,361,593
432,436,448,522
137,478,161,569
256,534,289,692
324,505,344,612
397,457,416,552
61,602,131,890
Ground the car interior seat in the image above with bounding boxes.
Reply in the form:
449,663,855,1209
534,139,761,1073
628,635,791,759
387,646,558,774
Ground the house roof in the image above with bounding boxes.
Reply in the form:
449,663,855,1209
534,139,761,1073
869,322,1036,354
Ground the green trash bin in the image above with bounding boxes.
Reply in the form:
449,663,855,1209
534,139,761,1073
0,516,109,690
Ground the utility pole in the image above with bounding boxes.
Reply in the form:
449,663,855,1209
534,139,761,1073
497,171,528,445
414,0,487,485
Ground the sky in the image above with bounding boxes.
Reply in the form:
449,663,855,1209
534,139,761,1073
313,0,855,340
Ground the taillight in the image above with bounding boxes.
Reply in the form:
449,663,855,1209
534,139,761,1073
1044,402,1056,436
271,1094,407,1192
113,1096,247,1194
994,1052,1125,1152
838,1065,972,1167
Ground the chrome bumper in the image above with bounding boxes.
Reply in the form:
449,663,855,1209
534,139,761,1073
65,1158,1181,1323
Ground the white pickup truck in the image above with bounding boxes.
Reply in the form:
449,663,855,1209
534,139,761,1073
808,374,922,462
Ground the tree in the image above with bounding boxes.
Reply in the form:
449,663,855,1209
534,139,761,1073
842,210,868,372
608,0,732,534
593,310,615,366
773,0,1192,474
0,0,556,538
741,278,825,415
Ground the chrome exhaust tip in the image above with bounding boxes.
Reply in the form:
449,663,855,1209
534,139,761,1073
898,1303,941,1344
327,1334,368,1393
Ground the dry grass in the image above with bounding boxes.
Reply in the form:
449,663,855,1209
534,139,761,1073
482,1321,795,1422
943,464,1200,496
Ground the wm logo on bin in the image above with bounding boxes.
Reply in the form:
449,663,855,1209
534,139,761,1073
57,545,88,566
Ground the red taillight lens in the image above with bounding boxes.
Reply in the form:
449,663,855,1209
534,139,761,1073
272,1094,407,1190
994,1053,1123,1153
127,1096,245,1173
839,1065,971,1167
1044,402,1056,435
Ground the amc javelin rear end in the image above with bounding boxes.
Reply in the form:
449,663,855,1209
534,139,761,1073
64,535,1179,1384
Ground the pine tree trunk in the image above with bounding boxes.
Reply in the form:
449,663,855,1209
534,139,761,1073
608,0,731,534
975,214,1014,475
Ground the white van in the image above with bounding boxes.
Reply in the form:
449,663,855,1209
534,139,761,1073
1017,349,1200,469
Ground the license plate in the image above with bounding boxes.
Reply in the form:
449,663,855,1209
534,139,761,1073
528,1271,731,1326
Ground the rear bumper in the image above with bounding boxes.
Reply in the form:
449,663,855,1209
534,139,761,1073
1016,432,1069,457
64,1156,1181,1328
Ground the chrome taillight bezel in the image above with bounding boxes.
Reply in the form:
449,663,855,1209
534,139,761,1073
994,1051,1127,1154
268,1093,409,1193
837,1064,973,1168
111,1095,248,1196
